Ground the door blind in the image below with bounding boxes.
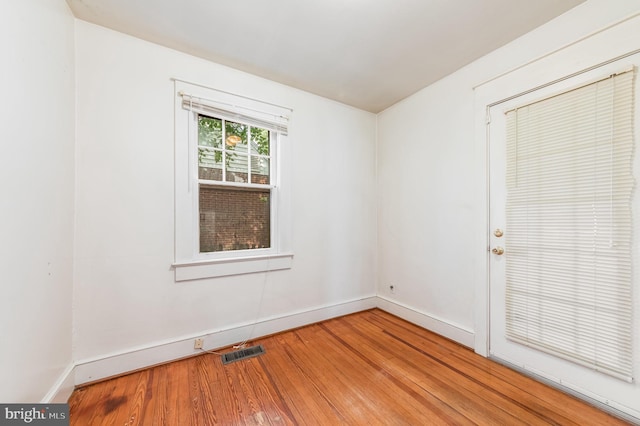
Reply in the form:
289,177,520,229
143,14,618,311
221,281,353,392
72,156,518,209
504,69,635,381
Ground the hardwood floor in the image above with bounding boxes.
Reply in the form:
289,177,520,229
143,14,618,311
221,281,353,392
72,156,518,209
68,309,630,425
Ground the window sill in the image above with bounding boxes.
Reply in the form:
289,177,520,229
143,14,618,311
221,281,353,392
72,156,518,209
173,252,294,281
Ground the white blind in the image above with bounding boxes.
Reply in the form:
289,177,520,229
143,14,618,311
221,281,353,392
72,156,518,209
504,69,635,381
180,92,290,135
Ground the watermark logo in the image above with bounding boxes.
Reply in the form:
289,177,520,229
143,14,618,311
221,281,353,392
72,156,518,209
0,404,68,425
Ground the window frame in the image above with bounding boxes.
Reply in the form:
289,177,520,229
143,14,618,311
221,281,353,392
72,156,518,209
173,80,293,281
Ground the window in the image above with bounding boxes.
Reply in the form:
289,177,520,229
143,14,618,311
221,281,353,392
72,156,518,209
197,116,272,252
173,80,293,280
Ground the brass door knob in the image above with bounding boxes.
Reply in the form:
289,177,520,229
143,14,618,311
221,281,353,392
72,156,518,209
492,246,504,255
494,228,504,238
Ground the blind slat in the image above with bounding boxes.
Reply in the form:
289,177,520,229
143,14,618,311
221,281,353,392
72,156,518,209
503,69,635,381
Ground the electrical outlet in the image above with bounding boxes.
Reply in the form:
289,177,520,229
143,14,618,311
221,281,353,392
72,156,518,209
194,338,204,349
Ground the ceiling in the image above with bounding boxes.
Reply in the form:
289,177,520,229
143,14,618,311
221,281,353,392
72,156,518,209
66,0,584,112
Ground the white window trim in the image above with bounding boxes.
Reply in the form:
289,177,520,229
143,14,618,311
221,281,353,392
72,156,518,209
174,253,294,281
173,79,293,281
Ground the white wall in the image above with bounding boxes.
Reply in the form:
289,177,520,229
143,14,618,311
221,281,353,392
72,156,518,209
73,21,377,378
0,0,75,402
377,0,640,341
377,0,640,418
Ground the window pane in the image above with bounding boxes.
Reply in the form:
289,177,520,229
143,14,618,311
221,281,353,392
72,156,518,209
251,156,270,184
198,116,222,148
198,147,222,180
250,127,270,156
226,153,249,183
199,186,271,252
225,121,248,154
199,115,223,181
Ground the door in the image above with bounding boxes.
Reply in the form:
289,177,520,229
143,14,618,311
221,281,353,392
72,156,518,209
488,55,640,417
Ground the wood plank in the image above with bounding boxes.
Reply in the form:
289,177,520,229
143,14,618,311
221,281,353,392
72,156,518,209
324,316,537,424
68,309,631,425
343,313,556,423
365,310,626,426
285,325,436,424
258,333,349,424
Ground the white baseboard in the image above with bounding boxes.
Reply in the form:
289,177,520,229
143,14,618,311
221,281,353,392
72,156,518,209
71,295,474,388
376,296,475,348
74,295,377,385
42,362,75,403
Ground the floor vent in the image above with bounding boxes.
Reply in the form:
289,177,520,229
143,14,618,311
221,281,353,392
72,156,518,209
221,345,265,365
